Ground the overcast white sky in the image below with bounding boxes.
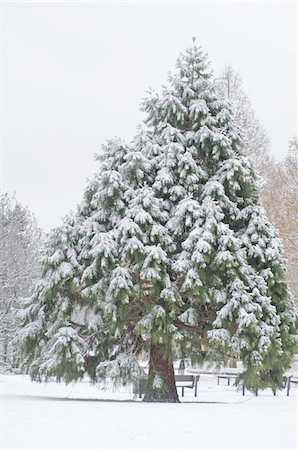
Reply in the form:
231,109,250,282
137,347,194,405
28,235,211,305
1,1,297,231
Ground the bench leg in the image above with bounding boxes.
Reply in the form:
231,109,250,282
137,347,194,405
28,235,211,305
228,378,230,386
287,377,291,396
182,386,184,397
242,385,245,396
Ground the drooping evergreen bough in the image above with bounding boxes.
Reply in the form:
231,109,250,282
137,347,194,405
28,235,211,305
19,43,297,402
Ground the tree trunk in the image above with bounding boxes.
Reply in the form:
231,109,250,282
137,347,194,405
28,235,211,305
143,341,180,403
3,337,8,364
229,358,237,368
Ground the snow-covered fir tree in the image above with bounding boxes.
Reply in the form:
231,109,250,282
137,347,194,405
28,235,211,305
19,42,297,402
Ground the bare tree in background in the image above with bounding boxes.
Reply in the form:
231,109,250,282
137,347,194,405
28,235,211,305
215,65,272,179
0,194,42,369
262,139,298,305
216,68,297,305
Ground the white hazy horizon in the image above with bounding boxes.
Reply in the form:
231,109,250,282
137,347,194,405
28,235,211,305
2,2,297,231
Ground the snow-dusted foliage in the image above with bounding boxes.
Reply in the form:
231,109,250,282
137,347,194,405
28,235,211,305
19,42,297,396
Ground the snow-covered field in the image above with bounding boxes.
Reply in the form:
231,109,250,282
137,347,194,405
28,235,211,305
1,374,297,450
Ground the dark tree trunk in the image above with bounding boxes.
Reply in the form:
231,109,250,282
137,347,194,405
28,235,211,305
143,341,180,403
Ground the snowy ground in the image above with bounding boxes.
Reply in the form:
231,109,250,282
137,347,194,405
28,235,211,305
1,374,297,450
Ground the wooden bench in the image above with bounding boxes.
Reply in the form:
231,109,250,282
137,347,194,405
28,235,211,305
175,374,200,397
133,378,147,399
286,375,298,396
133,374,200,398
216,374,239,386
241,385,259,396
241,375,296,397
